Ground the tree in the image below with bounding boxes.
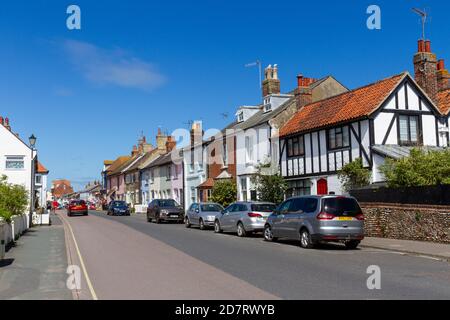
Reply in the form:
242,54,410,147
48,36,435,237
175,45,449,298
337,158,371,192
0,175,29,223
251,163,287,205
210,180,237,208
380,148,450,187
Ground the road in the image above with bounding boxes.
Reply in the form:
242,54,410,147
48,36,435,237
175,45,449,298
58,210,450,300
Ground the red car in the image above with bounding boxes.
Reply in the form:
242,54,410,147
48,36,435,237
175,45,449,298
67,200,88,216
89,203,96,210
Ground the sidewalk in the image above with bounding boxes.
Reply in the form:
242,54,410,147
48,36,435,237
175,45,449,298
0,214,72,300
361,237,450,261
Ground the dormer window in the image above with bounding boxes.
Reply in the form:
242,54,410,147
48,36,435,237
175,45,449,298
238,112,244,122
263,98,272,113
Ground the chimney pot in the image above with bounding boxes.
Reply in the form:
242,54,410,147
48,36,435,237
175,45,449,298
297,75,303,88
425,40,431,53
437,59,445,71
418,40,425,52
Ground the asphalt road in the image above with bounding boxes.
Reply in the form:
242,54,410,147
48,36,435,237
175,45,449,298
59,210,450,300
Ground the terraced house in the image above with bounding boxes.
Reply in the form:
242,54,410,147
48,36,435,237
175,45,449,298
278,39,450,197
233,65,348,201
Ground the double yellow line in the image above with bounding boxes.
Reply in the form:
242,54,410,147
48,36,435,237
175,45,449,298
62,214,98,300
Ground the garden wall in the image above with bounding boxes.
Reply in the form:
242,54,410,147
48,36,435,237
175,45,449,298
362,203,450,244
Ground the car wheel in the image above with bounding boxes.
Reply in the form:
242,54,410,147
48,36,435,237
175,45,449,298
237,222,247,237
199,219,205,230
264,225,277,242
214,220,222,233
155,215,161,224
300,229,314,249
185,217,191,228
147,215,152,223
344,240,360,250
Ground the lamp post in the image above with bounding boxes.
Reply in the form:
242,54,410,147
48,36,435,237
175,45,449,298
29,134,37,228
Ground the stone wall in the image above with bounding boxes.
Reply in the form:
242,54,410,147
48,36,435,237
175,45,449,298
362,203,450,243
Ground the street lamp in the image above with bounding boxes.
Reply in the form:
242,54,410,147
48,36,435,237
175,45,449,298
29,134,37,149
29,134,37,227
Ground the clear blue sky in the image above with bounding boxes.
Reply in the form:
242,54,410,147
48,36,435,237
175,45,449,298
1,0,449,191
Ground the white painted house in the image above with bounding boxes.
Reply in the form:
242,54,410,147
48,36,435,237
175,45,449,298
0,116,36,210
234,65,348,201
279,72,448,196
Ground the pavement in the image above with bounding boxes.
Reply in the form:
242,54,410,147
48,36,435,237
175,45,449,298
361,237,450,261
0,214,72,300
58,211,450,300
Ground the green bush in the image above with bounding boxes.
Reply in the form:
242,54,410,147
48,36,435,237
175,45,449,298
0,175,28,223
337,158,371,192
251,163,287,205
380,148,450,187
210,180,237,208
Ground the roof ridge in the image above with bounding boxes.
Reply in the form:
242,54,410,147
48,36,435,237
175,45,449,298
301,72,407,109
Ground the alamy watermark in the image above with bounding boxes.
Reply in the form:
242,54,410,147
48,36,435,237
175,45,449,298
67,5,81,30
66,265,81,290
366,265,381,290
367,5,381,30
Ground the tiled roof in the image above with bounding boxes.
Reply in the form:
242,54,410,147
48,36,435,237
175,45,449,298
36,161,49,174
280,73,407,137
198,178,214,189
106,156,131,176
437,89,450,115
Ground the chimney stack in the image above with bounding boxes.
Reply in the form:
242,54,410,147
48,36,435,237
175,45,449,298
165,136,176,153
436,59,450,92
262,64,281,97
131,145,139,157
414,39,438,102
295,74,313,109
190,121,204,147
156,128,168,152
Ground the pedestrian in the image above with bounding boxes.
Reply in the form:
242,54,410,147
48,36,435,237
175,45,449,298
52,200,58,213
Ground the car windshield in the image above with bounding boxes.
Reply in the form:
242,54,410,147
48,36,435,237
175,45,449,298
71,200,85,206
112,201,127,207
159,199,178,207
251,204,276,212
200,204,223,212
322,197,362,216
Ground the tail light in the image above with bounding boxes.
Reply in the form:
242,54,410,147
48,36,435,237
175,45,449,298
316,212,335,220
355,213,364,221
248,212,262,218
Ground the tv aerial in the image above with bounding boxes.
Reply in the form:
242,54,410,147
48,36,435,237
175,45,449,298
412,8,428,40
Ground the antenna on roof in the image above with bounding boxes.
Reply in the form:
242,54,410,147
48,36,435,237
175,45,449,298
183,120,193,128
245,59,262,89
412,8,428,40
220,112,229,119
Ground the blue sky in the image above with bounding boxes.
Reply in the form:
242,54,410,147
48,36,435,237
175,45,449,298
1,0,449,191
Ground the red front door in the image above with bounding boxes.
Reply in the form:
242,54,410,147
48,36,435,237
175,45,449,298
317,178,328,195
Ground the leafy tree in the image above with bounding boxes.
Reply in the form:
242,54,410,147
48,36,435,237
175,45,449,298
337,158,371,192
380,148,450,187
210,180,237,208
251,163,287,205
0,175,28,223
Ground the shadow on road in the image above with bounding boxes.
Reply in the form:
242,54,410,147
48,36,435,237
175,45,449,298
0,258,14,268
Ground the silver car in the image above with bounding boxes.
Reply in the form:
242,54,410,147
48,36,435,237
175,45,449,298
214,201,277,237
264,196,364,249
185,202,224,230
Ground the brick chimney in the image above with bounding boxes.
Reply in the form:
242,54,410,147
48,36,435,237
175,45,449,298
190,121,203,147
262,64,281,97
437,59,450,91
165,136,176,152
137,135,153,153
131,145,139,156
414,39,439,102
295,74,313,110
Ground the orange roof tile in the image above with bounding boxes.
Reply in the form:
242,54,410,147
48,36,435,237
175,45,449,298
280,73,406,137
36,161,49,174
198,178,215,189
437,89,450,115
106,156,131,176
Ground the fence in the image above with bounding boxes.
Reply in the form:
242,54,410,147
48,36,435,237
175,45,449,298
350,185,450,206
0,213,30,260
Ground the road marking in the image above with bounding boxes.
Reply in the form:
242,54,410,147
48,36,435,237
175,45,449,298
61,214,99,300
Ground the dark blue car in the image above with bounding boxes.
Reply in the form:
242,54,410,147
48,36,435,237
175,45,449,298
107,201,130,216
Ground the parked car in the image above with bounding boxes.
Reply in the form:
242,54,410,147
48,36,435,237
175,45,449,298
88,203,96,211
67,200,88,216
264,195,364,249
107,200,130,216
214,201,276,237
147,199,184,223
185,202,224,230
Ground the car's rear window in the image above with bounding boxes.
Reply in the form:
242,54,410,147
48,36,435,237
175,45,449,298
322,197,362,216
200,204,223,212
160,199,178,207
112,201,127,207
71,200,86,206
251,204,276,212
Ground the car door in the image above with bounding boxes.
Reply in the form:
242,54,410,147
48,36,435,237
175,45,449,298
283,198,306,239
220,204,235,231
229,204,245,231
186,204,194,223
272,200,293,238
